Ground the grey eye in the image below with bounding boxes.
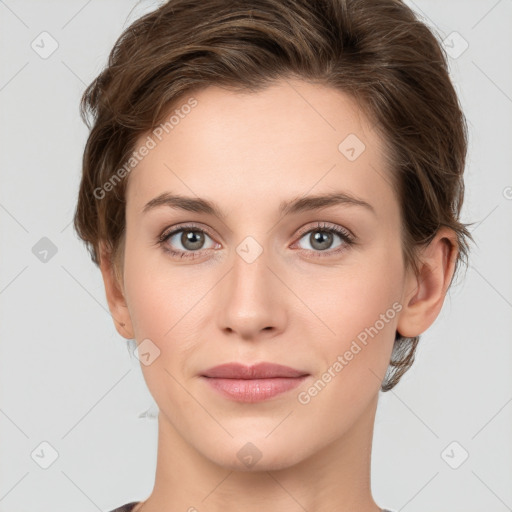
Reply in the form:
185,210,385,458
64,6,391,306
165,229,216,252
297,229,343,252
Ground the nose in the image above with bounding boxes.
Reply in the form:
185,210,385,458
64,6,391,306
216,245,287,341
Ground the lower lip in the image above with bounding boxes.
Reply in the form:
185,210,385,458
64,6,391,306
201,376,308,403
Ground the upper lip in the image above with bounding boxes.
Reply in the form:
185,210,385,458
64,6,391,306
201,362,309,379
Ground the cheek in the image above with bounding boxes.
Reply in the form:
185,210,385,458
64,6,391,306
122,241,175,340
333,272,399,338
313,252,402,335
297,265,401,423
308,249,403,376
122,245,208,358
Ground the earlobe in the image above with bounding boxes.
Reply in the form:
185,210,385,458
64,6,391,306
98,242,134,339
396,228,459,338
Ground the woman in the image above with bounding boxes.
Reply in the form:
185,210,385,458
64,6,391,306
73,0,473,510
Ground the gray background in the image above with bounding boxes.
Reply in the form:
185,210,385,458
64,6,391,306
0,1,511,511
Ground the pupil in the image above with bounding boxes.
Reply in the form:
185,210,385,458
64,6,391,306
311,231,332,250
178,229,334,252
182,230,204,250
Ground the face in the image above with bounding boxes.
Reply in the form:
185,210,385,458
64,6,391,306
116,78,411,470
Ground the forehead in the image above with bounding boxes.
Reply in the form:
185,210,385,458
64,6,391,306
126,78,395,218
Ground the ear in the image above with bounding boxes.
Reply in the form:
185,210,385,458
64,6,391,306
98,241,134,339
397,227,459,338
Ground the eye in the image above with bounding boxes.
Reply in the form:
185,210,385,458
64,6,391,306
158,224,218,259
293,222,354,257
157,221,355,260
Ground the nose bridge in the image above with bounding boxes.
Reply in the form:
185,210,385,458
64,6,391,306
229,237,272,304
216,236,286,338
235,242,266,286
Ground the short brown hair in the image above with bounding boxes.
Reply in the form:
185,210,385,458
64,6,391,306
74,0,474,391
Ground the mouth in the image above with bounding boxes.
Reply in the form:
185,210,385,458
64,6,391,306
200,362,310,403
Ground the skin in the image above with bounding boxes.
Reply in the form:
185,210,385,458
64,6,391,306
99,78,458,512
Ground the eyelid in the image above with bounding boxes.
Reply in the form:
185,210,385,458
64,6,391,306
293,221,354,241
158,221,354,245
157,220,356,258
158,222,217,244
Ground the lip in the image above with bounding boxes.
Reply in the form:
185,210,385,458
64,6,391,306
200,362,310,403
201,362,308,379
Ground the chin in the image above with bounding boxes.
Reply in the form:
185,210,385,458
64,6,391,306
201,435,311,473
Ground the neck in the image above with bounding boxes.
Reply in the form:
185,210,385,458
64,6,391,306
137,394,382,512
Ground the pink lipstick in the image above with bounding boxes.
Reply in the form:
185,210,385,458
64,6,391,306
201,362,309,403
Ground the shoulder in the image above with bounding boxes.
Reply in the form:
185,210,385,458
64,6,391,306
107,502,140,512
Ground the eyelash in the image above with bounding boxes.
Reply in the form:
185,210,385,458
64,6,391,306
157,222,355,260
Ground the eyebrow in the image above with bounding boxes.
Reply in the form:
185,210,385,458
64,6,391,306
142,191,375,218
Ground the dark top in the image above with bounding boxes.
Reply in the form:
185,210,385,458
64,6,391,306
108,503,394,512
109,502,140,512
